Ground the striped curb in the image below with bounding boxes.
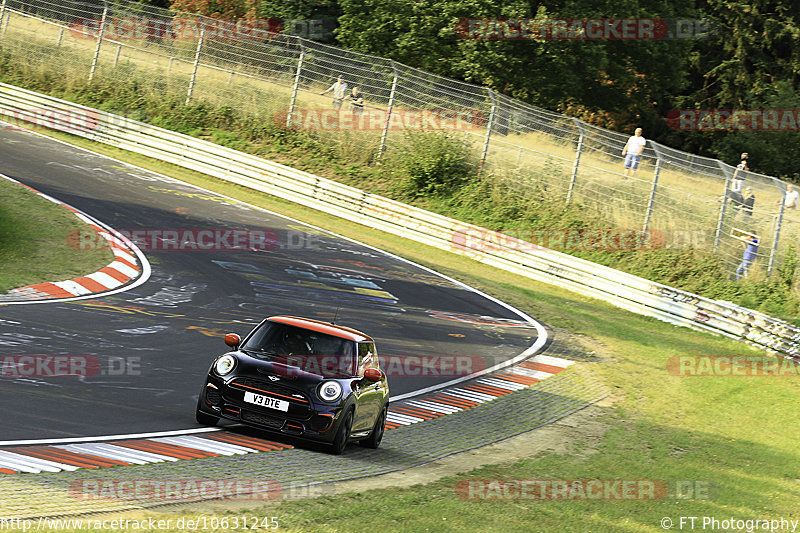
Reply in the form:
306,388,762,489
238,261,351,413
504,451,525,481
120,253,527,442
0,354,574,474
385,354,574,429
0,175,144,302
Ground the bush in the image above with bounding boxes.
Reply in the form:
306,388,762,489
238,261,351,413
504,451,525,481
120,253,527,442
391,131,479,197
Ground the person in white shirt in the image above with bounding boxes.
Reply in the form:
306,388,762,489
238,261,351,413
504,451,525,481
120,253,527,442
731,152,748,193
621,128,646,177
776,183,799,210
321,75,348,109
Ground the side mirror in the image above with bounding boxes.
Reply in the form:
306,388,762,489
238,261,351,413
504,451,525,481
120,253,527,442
364,368,382,383
224,333,241,348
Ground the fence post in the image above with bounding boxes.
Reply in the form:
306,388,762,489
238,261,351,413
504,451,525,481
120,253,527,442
185,19,206,106
768,186,787,277
57,27,64,47
114,44,121,67
642,143,663,232
713,161,733,251
378,61,398,160
478,89,497,178
286,41,305,128
565,118,584,205
0,0,6,36
88,0,109,83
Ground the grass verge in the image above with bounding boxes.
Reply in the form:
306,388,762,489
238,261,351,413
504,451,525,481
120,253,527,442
7,127,800,533
0,177,113,293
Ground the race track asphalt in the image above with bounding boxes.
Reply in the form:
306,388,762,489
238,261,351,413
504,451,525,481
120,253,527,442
0,127,544,441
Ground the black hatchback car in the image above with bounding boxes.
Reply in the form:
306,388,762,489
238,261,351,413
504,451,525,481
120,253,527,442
196,316,389,454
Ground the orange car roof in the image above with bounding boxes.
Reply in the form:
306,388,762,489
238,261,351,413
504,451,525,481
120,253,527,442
267,316,374,343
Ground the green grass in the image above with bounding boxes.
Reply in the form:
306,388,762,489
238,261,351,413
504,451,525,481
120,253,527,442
5,128,799,533
0,178,113,292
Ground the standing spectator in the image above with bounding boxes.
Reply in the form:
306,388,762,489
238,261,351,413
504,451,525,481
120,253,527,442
321,75,348,109
776,183,799,210
731,152,748,193
621,128,646,177
735,234,759,281
348,86,364,118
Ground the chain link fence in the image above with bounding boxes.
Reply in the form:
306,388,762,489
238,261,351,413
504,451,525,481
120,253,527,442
1,0,797,280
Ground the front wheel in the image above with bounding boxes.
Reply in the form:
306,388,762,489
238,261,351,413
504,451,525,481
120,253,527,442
330,410,353,455
360,405,387,449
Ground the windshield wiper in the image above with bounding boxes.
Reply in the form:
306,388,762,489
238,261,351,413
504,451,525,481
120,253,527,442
241,348,281,357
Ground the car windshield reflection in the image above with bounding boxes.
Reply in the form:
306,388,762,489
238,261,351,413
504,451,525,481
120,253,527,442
241,322,356,376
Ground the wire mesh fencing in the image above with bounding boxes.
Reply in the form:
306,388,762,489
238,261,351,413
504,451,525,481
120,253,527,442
0,0,797,280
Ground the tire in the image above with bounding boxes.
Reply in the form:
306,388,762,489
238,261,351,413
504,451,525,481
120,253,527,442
360,405,387,449
330,410,353,455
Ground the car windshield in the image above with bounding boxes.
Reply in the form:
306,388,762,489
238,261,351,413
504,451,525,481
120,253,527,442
241,322,356,376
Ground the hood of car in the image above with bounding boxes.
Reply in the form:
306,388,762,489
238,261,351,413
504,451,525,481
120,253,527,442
234,351,354,380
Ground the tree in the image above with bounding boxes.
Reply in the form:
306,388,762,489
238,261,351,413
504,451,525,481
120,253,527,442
336,0,693,131
169,0,260,19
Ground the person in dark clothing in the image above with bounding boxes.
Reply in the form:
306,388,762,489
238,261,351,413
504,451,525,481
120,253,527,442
741,187,755,216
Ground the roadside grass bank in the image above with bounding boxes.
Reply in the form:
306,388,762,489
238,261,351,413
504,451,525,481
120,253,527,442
0,177,112,293
1,44,799,321
5,129,799,533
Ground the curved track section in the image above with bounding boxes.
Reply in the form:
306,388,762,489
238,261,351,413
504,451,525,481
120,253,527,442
0,126,545,442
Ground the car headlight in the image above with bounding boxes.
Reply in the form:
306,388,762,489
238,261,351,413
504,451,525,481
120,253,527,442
318,381,342,402
214,355,236,376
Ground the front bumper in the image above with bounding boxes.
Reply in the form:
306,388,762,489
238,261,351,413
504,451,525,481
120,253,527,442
198,374,345,442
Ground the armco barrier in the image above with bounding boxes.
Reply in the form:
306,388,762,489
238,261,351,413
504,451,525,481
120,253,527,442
1,82,798,359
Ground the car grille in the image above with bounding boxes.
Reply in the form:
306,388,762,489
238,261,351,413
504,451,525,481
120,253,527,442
230,377,314,420
241,409,285,429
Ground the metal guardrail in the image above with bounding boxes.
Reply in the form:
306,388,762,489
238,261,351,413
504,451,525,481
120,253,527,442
1,82,798,359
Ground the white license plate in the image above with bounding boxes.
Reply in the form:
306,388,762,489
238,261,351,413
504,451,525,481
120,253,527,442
243,391,289,412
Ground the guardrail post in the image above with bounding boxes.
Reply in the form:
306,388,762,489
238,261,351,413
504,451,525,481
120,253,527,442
643,143,663,232
286,42,305,128
565,118,584,205
185,19,206,105
378,60,398,160
88,0,109,83
478,89,497,178
713,161,733,251
768,187,787,277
